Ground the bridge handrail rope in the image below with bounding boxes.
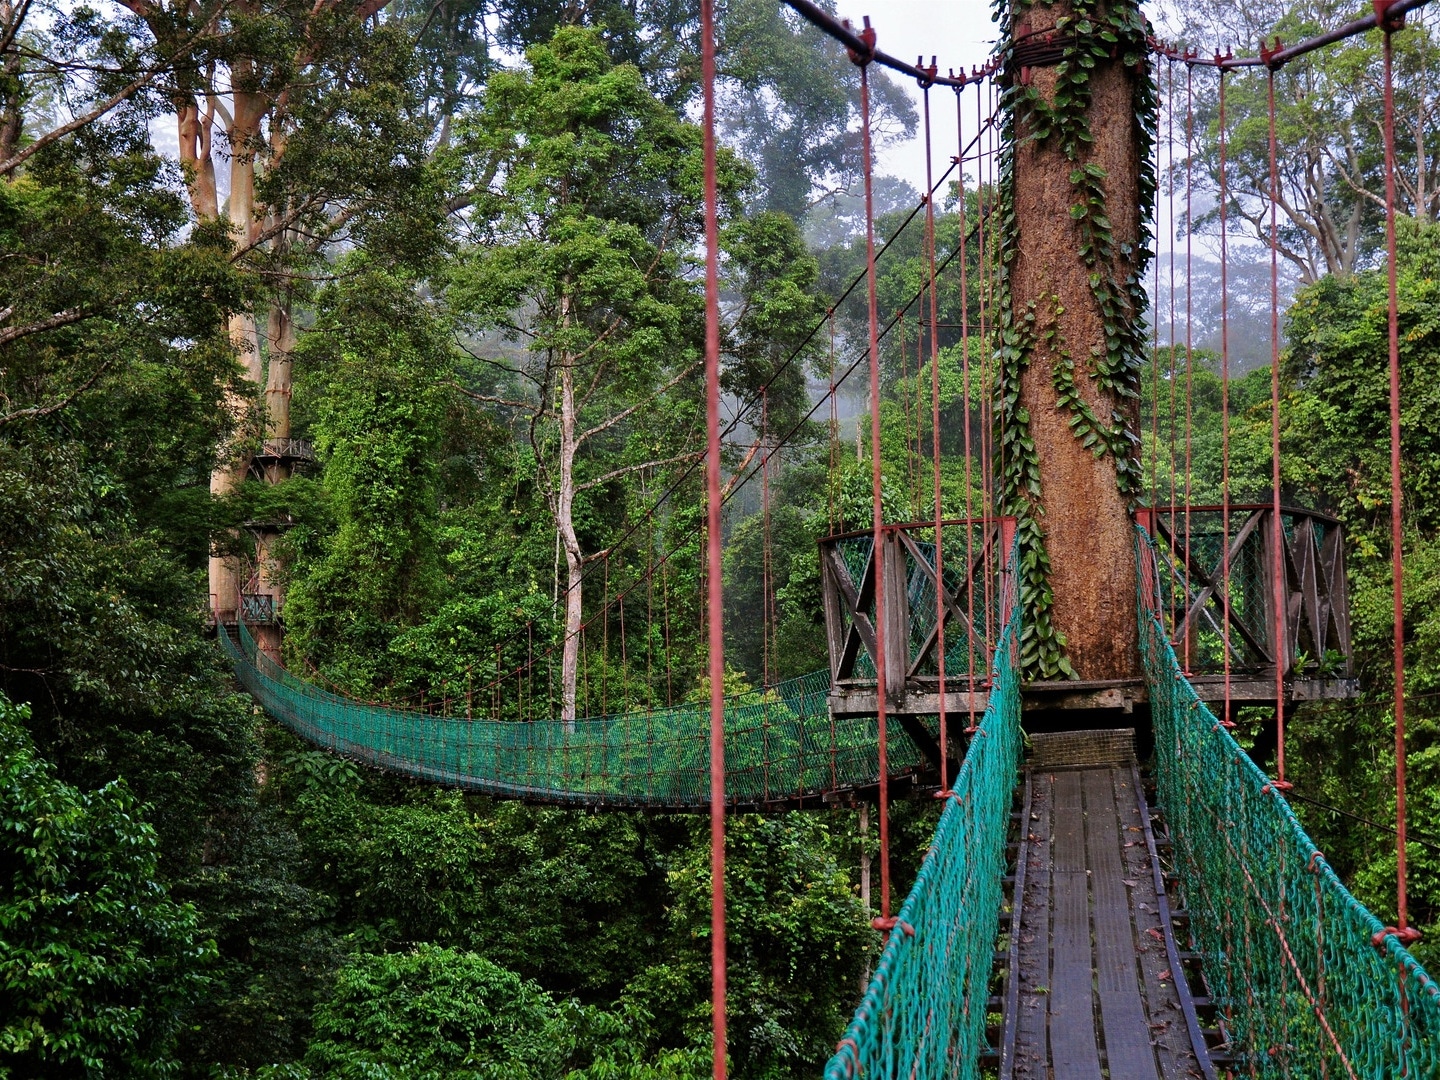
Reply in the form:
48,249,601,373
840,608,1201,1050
823,543,1021,1080
1136,524,1440,1078
217,619,928,808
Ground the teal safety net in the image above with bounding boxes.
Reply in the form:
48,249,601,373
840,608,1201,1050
823,556,1021,1080
1136,525,1440,1076
219,622,926,808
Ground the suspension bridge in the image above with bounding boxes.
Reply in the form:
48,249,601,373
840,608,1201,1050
213,0,1440,1075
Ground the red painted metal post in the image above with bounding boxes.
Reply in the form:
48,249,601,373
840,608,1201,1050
853,21,890,921
700,0,727,1072
1267,67,1288,783
1218,70,1233,720
1381,10,1411,936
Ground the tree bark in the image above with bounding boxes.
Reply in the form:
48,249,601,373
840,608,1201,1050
557,290,583,727
1008,0,1147,681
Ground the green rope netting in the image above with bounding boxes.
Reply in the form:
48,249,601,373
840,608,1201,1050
1137,525,1440,1077
823,575,1022,1080
219,621,925,808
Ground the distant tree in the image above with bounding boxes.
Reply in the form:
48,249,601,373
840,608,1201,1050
448,26,747,723
1265,217,1440,969
280,261,451,691
1166,0,1440,281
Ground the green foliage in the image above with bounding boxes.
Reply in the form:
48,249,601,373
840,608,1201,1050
304,946,574,1078
0,693,214,1078
282,262,452,694
628,814,874,1080
1271,219,1440,964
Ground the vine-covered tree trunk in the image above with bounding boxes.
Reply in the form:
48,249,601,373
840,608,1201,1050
998,0,1156,681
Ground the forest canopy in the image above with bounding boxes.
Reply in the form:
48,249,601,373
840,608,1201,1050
0,0,1437,1076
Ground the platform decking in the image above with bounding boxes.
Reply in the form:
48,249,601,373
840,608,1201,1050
1003,765,1212,1080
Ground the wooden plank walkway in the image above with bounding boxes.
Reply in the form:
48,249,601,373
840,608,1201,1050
1002,765,1212,1080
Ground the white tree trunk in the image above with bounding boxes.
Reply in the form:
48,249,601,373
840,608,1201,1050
557,339,583,727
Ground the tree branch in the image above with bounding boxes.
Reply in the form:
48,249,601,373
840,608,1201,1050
576,451,703,493
0,359,111,428
578,358,700,444
451,383,533,410
0,307,85,346
0,38,198,176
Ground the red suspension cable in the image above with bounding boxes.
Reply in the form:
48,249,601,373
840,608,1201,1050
1219,69,1234,720
1167,61,1180,564
700,0,727,1072
854,23,891,923
955,83,977,741
922,75,948,790
1183,64,1195,673
1267,65,1288,784
1381,11,1413,939
977,82,995,662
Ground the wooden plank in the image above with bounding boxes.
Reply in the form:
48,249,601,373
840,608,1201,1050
1000,772,1035,1080
1048,771,1101,1078
1123,765,1216,1080
1012,771,1052,1079
1084,769,1160,1080
881,531,912,700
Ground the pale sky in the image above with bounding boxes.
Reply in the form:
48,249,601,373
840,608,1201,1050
860,1,1001,181
860,1,1182,251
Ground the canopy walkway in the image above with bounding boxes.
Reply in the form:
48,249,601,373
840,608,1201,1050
213,0,1440,1072
821,527,1439,1080
219,622,927,810
221,524,1439,1077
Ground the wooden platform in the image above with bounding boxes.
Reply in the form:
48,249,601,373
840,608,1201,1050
1001,765,1214,1080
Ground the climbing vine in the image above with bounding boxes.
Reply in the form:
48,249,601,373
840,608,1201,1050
991,0,1157,679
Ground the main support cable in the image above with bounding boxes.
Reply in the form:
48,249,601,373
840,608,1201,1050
783,0,995,88
700,0,728,1073
1151,0,1433,69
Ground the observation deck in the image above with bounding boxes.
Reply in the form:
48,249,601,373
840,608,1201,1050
817,505,1357,748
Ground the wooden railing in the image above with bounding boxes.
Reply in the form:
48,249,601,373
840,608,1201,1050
240,592,277,625
1135,505,1353,682
255,437,315,462
818,518,1016,722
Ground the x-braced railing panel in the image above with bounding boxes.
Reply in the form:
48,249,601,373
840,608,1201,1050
823,550,1022,1080
819,518,1016,715
1135,505,1352,681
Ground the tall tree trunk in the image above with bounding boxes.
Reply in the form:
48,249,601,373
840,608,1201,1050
207,68,269,625
250,296,294,659
1006,0,1150,681
209,311,262,621
0,44,22,163
176,95,219,219
557,339,583,727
